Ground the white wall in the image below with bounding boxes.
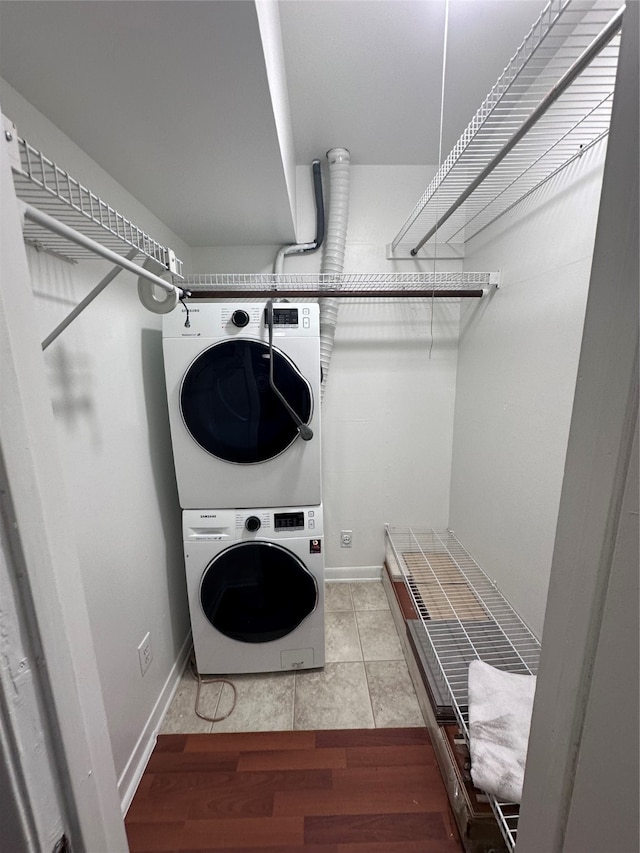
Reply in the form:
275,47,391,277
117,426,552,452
192,162,463,574
1,80,193,805
449,144,607,637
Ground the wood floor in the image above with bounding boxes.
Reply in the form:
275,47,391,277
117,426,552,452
125,727,463,852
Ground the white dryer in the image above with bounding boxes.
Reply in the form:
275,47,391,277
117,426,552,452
163,302,321,509
183,505,325,674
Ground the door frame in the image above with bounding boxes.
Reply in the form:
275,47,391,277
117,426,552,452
0,113,129,852
516,6,639,850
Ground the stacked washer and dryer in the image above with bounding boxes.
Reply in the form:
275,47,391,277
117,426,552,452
162,301,325,674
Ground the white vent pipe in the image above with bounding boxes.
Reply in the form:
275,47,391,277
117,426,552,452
320,147,350,400
274,160,324,274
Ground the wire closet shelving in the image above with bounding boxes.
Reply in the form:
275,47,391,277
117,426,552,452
176,272,498,299
6,122,184,278
384,525,541,851
392,0,624,256
5,119,497,301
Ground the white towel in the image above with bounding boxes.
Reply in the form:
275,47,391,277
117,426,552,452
467,659,536,804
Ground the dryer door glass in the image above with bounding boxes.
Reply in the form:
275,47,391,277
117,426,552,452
180,340,313,464
200,542,318,643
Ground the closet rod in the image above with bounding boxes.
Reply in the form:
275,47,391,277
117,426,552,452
186,288,487,299
21,202,186,298
410,4,624,256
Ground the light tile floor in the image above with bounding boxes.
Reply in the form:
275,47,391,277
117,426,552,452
161,580,424,734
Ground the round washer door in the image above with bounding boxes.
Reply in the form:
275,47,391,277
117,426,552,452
180,339,312,464
200,541,318,643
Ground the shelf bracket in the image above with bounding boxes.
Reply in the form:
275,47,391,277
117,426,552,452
2,116,21,170
386,242,465,261
41,248,139,350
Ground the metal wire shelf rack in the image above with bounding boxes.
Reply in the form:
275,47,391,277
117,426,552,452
177,272,498,298
391,0,624,255
384,525,541,851
7,125,184,277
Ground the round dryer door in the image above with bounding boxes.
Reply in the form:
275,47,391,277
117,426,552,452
200,541,318,644
180,340,312,464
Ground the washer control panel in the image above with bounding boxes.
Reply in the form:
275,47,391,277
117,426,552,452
182,506,323,540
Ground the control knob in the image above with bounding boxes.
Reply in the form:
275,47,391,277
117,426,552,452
231,309,250,328
245,516,261,532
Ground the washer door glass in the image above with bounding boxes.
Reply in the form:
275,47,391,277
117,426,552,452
180,340,312,464
200,542,318,644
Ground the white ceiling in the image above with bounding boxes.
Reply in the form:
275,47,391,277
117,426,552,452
0,0,547,247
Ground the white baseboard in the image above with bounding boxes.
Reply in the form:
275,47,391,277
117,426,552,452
324,565,382,581
118,632,192,815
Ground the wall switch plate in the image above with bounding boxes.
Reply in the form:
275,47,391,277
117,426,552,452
137,632,153,676
341,529,352,548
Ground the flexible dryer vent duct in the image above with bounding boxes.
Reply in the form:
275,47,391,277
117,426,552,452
320,147,350,400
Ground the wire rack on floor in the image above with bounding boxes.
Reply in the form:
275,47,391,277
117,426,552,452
384,525,541,851
177,272,498,298
8,127,183,276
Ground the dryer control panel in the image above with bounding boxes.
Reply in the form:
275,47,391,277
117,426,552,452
162,302,320,338
264,307,299,327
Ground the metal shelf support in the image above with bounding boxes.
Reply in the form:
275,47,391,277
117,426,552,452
41,248,138,350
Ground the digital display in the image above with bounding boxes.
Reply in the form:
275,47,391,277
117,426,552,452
265,308,299,326
274,511,305,530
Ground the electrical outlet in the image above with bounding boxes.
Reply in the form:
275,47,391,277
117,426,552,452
137,632,153,677
341,529,352,548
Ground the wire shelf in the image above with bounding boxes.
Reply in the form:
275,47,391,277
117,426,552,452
10,132,184,277
178,272,498,298
384,525,541,851
392,0,623,253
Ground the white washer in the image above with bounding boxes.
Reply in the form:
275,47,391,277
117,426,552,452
163,302,321,509
183,505,325,674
